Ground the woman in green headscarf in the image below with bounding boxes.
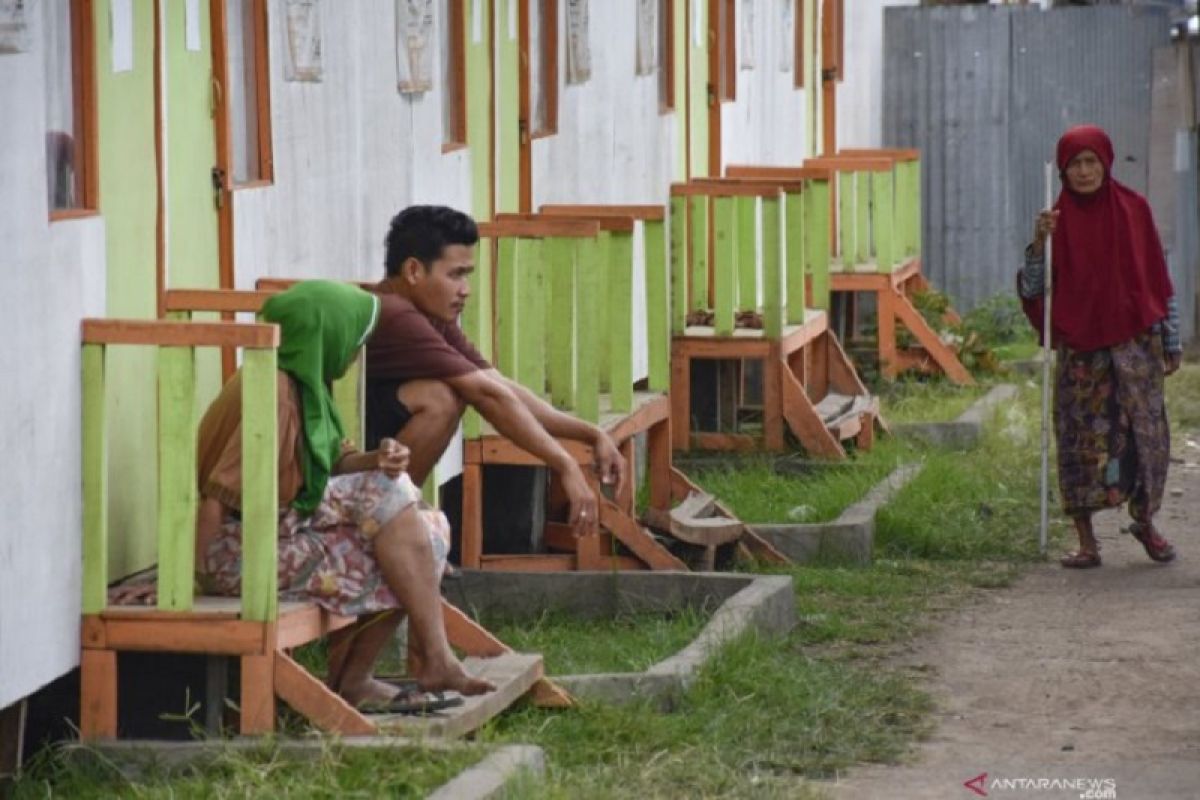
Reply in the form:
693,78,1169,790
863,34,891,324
195,280,492,710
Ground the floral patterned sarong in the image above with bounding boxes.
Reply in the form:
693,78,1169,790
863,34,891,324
204,471,450,617
1054,330,1169,520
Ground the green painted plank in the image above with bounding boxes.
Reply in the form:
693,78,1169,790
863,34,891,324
784,190,807,325
874,171,896,273
595,231,612,392
332,353,363,447
530,239,548,397
240,347,279,622
910,160,923,258
761,196,783,338
669,198,689,334
644,219,670,392
855,172,871,266
513,238,542,394
576,238,602,423
609,230,634,413
806,179,832,311
545,237,575,409
736,195,757,313
713,196,737,335
157,346,197,612
689,196,710,312
837,172,855,271
82,344,108,615
495,236,519,377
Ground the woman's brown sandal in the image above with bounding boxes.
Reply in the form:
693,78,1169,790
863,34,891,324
1129,523,1177,563
1060,550,1102,569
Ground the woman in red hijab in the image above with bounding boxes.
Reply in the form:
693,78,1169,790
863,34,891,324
1020,125,1182,569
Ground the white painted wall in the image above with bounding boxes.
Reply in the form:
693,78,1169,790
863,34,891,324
232,0,474,289
0,6,107,708
531,0,680,207
837,0,919,148
530,0,683,381
720,0,813,167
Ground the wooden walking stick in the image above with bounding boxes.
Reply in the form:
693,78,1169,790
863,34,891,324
1039,162,1054,556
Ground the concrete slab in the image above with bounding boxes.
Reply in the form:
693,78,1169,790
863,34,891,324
893,383,1018,449
751,463,924,564
427,745,545,800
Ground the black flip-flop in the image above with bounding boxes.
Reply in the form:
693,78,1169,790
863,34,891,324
361,689,463,716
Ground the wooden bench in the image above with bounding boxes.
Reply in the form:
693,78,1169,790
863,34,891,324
734,152,970,385
667,178,882,459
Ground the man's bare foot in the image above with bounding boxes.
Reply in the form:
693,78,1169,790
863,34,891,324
416,657,496,696
337,676,404,708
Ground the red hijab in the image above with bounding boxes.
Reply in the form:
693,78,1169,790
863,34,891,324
1022,125,1173,351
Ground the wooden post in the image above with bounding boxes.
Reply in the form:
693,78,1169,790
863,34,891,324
838,171,855,269
669,197,689,334
80,650,118,740
240,347,279,623
689,196,710,312
609,230,635,413
547,237,576,411
736,195,757,314
157,346,197,612
576,237,602,422
713,196,737,335
461,461,484,568
762,195,783,338
806,179,832,310
784,189,807,325
81,344,108,615
644,219,670,392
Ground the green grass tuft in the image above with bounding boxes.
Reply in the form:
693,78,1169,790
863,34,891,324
686,437,916,524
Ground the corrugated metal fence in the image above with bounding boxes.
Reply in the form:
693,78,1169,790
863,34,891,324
882,5,1195,343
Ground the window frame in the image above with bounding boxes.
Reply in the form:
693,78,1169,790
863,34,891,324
48,0,99,221
213,0,274,190
658,0,675,114
716,0,736,103
527,0,559,139
441,0,468,153
793,0,804,88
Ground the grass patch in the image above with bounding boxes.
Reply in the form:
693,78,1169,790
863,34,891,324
13,740,481,800
685,437,915,524
479,609,711,674
877,378,989,424
486,629,930,799
1167,361,1200,432
878,381,1066,561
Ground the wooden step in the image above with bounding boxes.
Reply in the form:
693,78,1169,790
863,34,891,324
371,653,543,738
814,392,878,441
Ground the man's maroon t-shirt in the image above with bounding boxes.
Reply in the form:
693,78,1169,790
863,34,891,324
364,292,489,447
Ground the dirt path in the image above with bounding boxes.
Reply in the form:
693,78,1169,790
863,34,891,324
826,456,1200,800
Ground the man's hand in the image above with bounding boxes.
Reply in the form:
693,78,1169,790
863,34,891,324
376,438,410,479
1165,352,1182,377
592,433,626,499
561,464,599,537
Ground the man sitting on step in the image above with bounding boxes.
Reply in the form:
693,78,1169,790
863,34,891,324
366,205,625,539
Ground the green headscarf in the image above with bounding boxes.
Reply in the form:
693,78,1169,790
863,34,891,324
261,280,380,515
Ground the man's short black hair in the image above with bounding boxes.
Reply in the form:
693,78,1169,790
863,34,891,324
384,205,479,277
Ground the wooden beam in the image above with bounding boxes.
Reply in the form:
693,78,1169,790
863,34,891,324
163,288,275,313
79,649,117,740
274,651,376,735
81,319,279,349
599,501,687,570
480,217,600,238
540,203,666,221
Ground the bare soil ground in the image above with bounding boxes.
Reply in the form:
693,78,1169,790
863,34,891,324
825,455,1200,800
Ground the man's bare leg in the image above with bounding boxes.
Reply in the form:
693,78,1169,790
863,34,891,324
394,380,466,485
325,611,405,707
373,504,494,695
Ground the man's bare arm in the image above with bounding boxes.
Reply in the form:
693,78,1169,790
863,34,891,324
445,369,598,532
492,370,626,494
